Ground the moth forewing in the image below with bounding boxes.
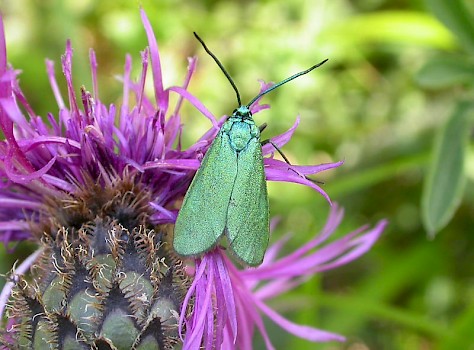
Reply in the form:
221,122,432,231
173,128,238,257
226,131,269,266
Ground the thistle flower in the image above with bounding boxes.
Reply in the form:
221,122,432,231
0,9,386,349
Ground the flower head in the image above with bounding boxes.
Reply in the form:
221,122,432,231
0,9,384,349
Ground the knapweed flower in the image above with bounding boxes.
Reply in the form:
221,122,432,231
0,9,386,350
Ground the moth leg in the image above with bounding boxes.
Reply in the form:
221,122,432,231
258,122,268,133
261,138,324,185
261,139,291,164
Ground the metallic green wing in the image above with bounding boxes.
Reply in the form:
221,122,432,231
226,137,269,266
173,130,237,256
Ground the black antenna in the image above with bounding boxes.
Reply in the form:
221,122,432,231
194,32,242,106
194,32,328,109
246,59,328,108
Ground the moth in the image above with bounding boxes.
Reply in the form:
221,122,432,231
173,33,327,266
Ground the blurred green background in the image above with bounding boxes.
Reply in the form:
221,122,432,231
1,0,473,349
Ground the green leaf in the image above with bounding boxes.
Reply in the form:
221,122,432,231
439,300,474,349
425,0,474,53
422,101,472,237
438,303,474,350
416,55,474,88
321,11,455,53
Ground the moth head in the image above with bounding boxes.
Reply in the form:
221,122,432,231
233,105,252,119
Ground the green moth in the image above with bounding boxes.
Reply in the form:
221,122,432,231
173,32,327,266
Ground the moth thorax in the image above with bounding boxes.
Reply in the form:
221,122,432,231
229,121,255,151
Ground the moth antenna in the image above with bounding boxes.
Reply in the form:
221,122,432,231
194,32,242,106
246,59,328,108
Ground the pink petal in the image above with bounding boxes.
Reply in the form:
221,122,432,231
0,198,41,210
261,116,299,155
216,254,237,342
255,298,345,342
143,158,201,171
0,16,6,75
140,9,168,112
168,86,218,129
184,258,215,349
61,40,79,117
173,56,197,116
46,59,65,109
120,54,132,120
265,166,331,203
4,153,57,184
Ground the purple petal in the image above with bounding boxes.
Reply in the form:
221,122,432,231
250,221,385,281
4,153,57,184
140,9,168,112
46,59,65,108
248,80,273,114
143,158,201,171
184,258,215,349
287,161,345,175
0,84,36,176
149,203,176,223
168,86,218,129
0,16,6,75
61,40,79,116
247,205,344,277
18,136,81,151
120,54,132,120
253,276,306,300
261,234,290,265
308,220,388,273
12,85,36,122
136,49,151,115
173,56,197,117
179,257,208,340
0,97,34,134
0,221,30,231
233,282,275,350
42,174,76,192
89,49,99,100
0,198,41,210
262,116,299,155
255,298,345,342
265,166,331,203
216,253,237,343
264,158,344,175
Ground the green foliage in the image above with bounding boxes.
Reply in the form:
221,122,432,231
416,55,474,88
422,102,471,237
419,0,474,238
425,0,474,54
